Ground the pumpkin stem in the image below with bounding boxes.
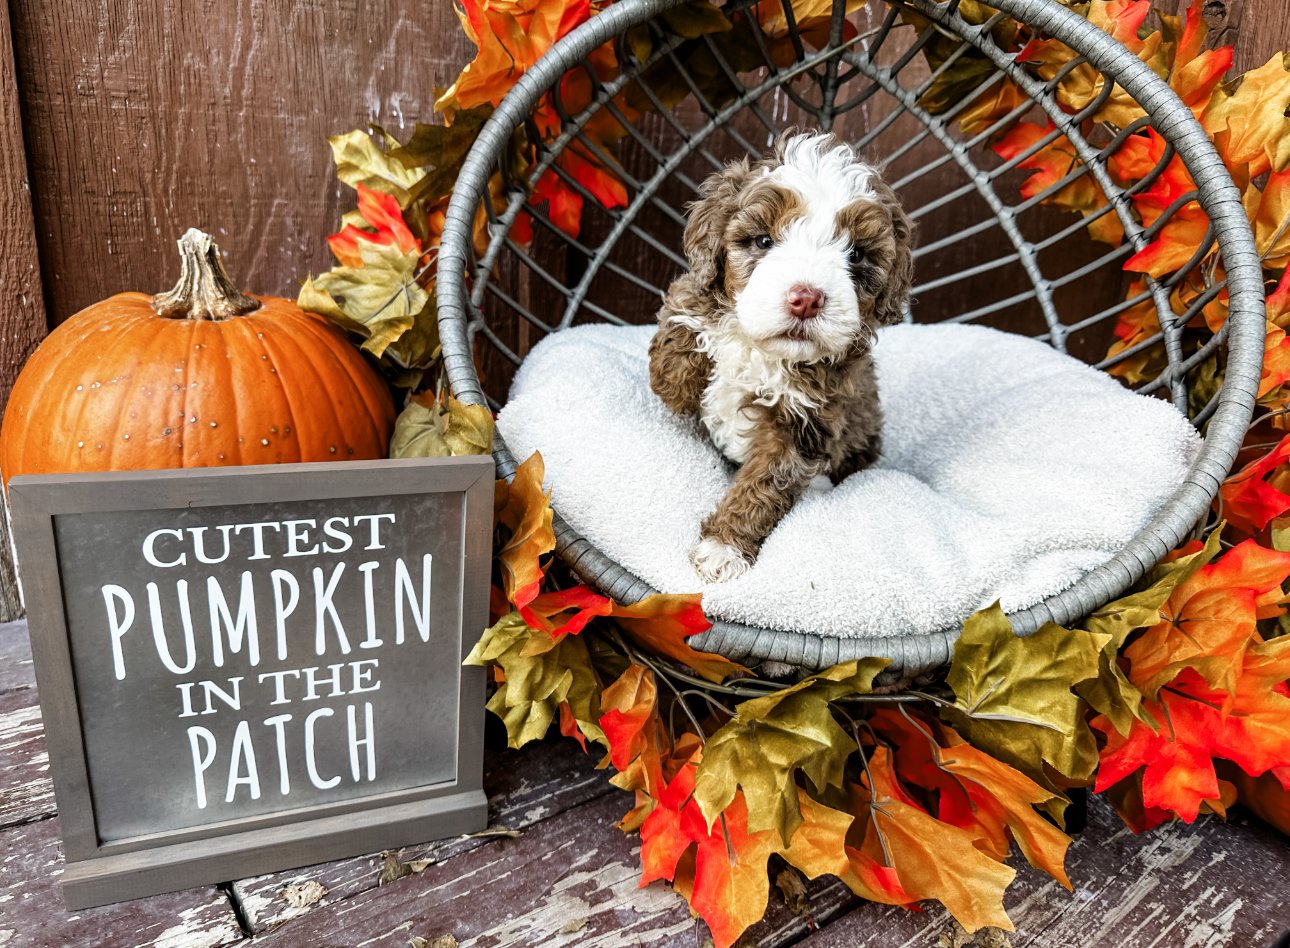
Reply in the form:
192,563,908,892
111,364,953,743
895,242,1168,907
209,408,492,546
151,228,260,321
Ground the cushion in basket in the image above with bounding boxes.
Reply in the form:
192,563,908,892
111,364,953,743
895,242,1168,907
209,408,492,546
496,323,1202,639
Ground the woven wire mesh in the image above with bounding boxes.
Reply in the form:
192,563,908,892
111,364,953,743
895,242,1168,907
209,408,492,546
436,0,1265,677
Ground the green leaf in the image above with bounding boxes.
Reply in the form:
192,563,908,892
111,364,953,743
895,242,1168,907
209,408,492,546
328,128,426,208
1075,531,1222,735
302,238,436,371
944,604,1105,789
693,658,889,845
624,24,653,64
388,107,495,206
390,395,494,459
465,612,603,749
660,1,732,38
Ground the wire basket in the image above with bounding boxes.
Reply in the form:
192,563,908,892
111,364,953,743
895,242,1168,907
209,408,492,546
436,0,1265,677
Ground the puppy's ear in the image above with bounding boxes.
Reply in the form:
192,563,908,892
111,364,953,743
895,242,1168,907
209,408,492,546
871,177,914,326
681,158,752,292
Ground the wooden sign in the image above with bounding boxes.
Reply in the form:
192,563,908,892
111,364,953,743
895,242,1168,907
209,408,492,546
8,456,494,909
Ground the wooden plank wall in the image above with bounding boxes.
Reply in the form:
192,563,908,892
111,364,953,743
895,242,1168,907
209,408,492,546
0,0,47,620
0,0,1285,618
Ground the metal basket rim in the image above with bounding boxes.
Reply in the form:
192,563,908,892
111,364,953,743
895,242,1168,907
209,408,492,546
435,0,1267,677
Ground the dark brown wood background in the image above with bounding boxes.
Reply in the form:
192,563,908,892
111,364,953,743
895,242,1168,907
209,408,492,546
0,0,1285,619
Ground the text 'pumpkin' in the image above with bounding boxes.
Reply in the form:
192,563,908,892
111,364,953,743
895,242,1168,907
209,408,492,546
1,229,395,482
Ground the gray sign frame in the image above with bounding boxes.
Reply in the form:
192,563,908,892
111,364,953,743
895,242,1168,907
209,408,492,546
8,456,494,909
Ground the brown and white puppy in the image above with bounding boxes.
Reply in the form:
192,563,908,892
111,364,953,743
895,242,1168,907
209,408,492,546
649,131,913,583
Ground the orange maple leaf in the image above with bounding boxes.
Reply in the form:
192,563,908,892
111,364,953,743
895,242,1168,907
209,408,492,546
1105,280,1166,384
601,663,691,831
326,184,421,267
609,593,746,684
642,773,866,948
1219,431,1290,535
1203,51,1290,177
1095,637,1290,823
868,708,1072,889
520,584,613,638
494,452,555,615
435,0,592,122
1122,539,1290,702
856,746,1017,933
1167,3,1234,113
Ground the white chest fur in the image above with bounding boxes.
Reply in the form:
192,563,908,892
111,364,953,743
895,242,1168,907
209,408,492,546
697,326,818,465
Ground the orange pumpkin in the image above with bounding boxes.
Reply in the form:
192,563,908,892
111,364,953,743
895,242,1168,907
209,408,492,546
0,229,395,483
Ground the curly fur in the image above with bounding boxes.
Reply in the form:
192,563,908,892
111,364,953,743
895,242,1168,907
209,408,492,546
648,131,914,582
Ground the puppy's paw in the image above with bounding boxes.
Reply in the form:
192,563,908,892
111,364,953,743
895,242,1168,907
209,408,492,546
691,537,751,583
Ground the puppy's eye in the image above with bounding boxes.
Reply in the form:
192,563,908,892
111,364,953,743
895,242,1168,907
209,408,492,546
847,245,867,267
753,234,774,251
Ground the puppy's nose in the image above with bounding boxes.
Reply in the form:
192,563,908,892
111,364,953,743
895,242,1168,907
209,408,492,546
786,285,826,320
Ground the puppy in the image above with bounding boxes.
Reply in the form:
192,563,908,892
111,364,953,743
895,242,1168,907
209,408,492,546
649,131,914,583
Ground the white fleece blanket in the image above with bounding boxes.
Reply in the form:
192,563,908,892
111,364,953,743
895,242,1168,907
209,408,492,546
497,323,1202,639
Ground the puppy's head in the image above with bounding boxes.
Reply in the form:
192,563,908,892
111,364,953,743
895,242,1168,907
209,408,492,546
680,131,913,362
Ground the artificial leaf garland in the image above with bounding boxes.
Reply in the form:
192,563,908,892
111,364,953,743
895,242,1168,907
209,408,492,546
300,0,1290,944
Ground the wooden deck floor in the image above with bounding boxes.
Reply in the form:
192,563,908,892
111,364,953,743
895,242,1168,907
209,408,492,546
1,618,1288,948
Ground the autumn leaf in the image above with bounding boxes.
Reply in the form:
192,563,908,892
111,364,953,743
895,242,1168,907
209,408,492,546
867,708,1073,886
1124,199,1210,277
436,0,593,122
1245,166,1290,266
757,0,866,38
495,452,556,616
464,611,604,748
1105,281,1167,385
992,121,1119,243
935,740,1072,888
328,128,426,208
957,79,1030,137
639,758,704,888
1203,51,1290,177
1220,433,1290,535
685,795,782,948
1095,635,1290,823
693,659,888,843
1017,0,1163,127
327,184,420,266
660,0,732,38
519,584,614,641
859,746,1017,933
944,605,1105,788
643,773,863,948
1075,531,1222,735
1122,539,1290,702
300,183,436,382
390,393,494,459
388,107,497,206
601,664,662,779
609,593,745,684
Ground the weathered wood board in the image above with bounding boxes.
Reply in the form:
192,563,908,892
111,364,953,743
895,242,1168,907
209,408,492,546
0,619,35,694
0,816,244,948
231,735,616,934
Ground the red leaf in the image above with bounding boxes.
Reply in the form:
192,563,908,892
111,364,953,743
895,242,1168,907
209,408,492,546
558,701,588,751
520,584,613,639
1096,636,1290,823
1220,433,1290,534
327,184,421,267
